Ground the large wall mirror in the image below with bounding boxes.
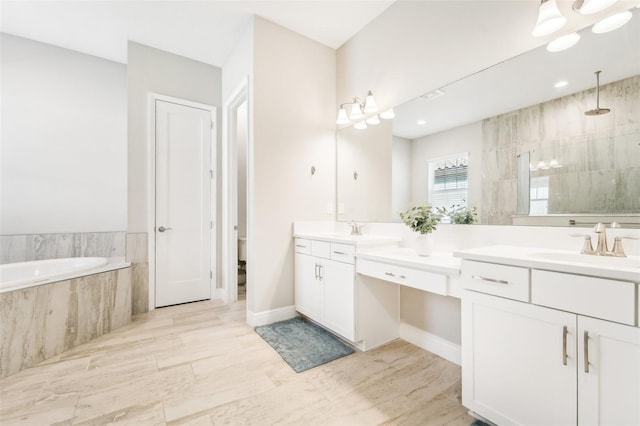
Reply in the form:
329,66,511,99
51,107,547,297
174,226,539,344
337,14,640,226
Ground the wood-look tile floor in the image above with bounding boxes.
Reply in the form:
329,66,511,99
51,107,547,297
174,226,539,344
0,298,473,426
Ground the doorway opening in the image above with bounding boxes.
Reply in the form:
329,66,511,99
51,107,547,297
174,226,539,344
222,78,250,307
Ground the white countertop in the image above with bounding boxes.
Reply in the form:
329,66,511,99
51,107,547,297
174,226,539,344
454,245,640,282
358,248,461,275
294,232,401,246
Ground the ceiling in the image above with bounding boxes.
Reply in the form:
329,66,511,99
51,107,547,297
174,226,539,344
0,0,395,67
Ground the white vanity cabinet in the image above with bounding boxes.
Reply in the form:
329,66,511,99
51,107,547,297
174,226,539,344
460,258,640,426
294,238,356,341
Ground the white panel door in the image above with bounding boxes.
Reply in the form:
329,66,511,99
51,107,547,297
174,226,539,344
462,290,577,426
578,316,640,426
155,100,212,307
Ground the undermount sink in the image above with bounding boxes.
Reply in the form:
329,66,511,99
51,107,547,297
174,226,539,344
530,252,640,268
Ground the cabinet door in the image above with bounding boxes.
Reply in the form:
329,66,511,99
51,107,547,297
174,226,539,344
294,254,322,320
462,290,577,426
578,316,640,426
322,260,355,341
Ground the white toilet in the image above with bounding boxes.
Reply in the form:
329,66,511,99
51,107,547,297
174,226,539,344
238,237,247,286
238,237,247,262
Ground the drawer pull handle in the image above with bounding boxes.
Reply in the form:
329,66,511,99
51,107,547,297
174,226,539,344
333,251,346,255
385,272,395,277
562,325,568,366
471,275,509,285
296,244,307,248
584,331,590,373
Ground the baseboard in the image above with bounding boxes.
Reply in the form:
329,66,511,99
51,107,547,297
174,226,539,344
399,322,461,366
247,305,298,327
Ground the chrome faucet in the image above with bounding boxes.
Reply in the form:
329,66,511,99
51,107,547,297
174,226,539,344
593,222,610,256
348,220,362,235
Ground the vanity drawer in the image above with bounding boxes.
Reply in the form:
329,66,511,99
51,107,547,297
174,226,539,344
330,243,355,264
357,259,448,296
462,260,529,302
532,270,636,325
311,240,331,259
294,238,311,255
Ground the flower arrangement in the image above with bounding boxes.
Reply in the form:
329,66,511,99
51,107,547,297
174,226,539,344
436,204,478,224
399,203,441,234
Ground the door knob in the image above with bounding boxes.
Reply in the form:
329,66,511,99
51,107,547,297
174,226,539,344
158,226,173,232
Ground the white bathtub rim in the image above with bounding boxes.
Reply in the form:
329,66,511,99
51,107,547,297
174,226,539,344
0,257,130,293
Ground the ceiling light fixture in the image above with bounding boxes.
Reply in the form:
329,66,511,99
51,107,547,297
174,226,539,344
573,0,618,14
532,0,567,37
417,119,426,125
554,80,569,88
546,32,581,51
592,10,633,33
421,89,445,100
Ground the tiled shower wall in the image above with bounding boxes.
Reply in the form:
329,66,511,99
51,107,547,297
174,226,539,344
126,232,149,314
0,232,126,264
481,75,640,224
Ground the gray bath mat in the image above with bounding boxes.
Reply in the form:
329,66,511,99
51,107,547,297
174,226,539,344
255,317,354,373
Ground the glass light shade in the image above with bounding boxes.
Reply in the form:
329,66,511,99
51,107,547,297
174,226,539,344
546,32,581,52
379,109,395,119
336,107,350,125
549,158,562,168
365,115,380,125
537,160,549,169
532,0,567,37
354,120,368,130
578,0,618,14
363,90,378,113
592,11,632,33
349,101,364,120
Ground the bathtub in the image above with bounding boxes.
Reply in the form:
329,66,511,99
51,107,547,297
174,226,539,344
0,257,108,293
0,257,131,378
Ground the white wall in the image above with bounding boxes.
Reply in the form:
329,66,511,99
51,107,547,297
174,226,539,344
127,41,222,233
411,121,483,216
252,17,336,314
1,34,127,234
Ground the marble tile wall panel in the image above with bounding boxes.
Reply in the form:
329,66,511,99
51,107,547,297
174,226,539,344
482,75,639,222
127,232,149,315
0,268,132,378
0,231,126,264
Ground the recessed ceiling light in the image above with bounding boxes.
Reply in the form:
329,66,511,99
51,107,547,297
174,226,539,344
592,10,633,33
421,89,444,100
546,32,581,52
417,119,426,125
554,80,569,88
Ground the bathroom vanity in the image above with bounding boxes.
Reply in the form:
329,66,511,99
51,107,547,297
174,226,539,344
456,246,640,426
294,232,462,352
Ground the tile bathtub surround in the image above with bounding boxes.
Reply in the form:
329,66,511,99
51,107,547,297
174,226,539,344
0,298,472,425
481,75,640,224
0,231,126,264
126,232,149,314
0,267,131,378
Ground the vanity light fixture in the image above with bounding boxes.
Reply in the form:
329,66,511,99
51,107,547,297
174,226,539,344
547,32,581,52
379,109,395,119
417,119,426,125
573,0,618,14
365,115,380,125
537,160,550,170
554,80,569,88
532,0,567,37
549,158,563,168
592,10,633,33
336,90,379,125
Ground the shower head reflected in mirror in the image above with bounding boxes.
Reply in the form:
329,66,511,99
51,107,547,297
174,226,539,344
585,70,611,116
